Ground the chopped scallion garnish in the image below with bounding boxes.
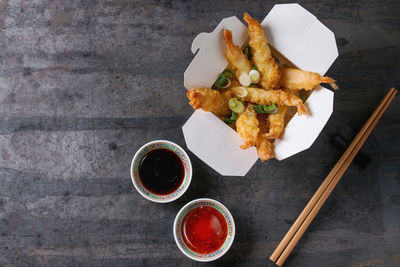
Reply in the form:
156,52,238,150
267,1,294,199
249,69,260,83
214,69,234,89
216,74,226,88
221,69,233,79
242,45,252,60
253,104,279,114
228,98,245,113
224,111,238,124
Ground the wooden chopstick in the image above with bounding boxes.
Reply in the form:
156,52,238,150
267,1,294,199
270,88,397,266
270,88,397,263
275,88,397,266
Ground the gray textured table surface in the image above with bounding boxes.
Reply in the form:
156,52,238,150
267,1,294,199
0,0,399,266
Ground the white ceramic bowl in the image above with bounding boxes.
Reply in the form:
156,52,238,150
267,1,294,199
130,140,192,203
173,198,235,262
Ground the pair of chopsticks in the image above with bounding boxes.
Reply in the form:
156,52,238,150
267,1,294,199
270,88,398,266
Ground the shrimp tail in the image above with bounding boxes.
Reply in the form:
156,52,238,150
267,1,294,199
297,103,307,116
222,29,234,53
320,76,335,84
320,76,339,90
240,141,255,150
243,12,256,25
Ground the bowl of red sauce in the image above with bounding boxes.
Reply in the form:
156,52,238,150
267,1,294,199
130,140,192,203
174,198,235,261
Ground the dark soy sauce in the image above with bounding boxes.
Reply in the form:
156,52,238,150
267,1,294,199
139,148,184,195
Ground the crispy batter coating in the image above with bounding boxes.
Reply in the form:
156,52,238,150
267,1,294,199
256,136,274,161
236,106,259,149
232,86,307,115
256,114,274,161
279,67,336,90
222,29,252,80
243,12,280,90
186,88,233,117
264,105,288,139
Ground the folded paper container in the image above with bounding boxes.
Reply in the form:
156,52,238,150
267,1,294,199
182,4,338,176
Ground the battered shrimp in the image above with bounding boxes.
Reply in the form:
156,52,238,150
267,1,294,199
256,136,274,161
279,67,336,90
236,106,259,149
243,12,280,89
187,88,233,117
256,114,274,161
222,29,252,80
232,86,307,115
264,105,288,139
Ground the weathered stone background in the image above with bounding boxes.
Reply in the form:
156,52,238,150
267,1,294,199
0,0,399,266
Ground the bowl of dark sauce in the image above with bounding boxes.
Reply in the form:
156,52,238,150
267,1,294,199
131,140,192,203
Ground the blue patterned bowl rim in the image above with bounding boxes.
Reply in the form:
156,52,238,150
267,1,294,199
173,198,235,262
130,140,192,203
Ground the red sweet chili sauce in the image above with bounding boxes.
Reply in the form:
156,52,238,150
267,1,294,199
181,206,228,254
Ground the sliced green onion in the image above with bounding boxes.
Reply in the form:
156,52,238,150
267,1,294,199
228,98,245,113
215,74,226,89
253,104,279,114
224,111,237,124
221,69,233,79
253,105,265,113
242,45,252,60
249,69,260,83
221,78,231,88
215,69,233,89
239,73,251,86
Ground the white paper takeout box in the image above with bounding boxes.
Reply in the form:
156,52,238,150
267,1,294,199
182,4,338,176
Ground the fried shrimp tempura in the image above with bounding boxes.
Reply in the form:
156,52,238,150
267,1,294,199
256,136,274,161
256,114,274,161
186,88,233,117
236,106,259,149
222,29,252,80
279,67,336,91
243,12,280,90
264,105,287,139
232,86,307,115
